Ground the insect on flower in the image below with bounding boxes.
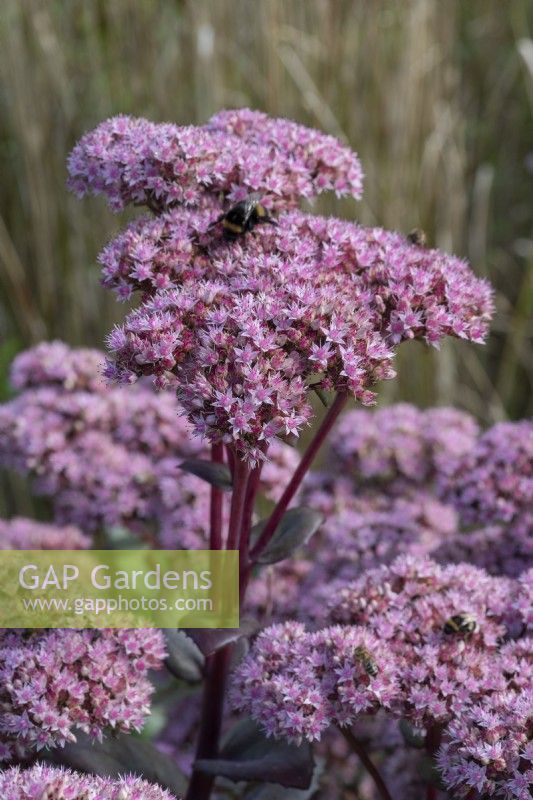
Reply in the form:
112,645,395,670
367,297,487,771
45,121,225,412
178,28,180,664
209,193,277,238
354,645,380,677
443,612,479,637
406,228,428,247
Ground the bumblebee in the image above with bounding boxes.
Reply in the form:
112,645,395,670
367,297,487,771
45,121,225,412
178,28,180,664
406,228,428,247
209,193,277,238
354,645,379,677
443,613,479,637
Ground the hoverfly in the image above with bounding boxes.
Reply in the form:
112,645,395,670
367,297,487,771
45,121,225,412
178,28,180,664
209,193,277,238
354,645,379,677
443,613,479,637
406,228,428,247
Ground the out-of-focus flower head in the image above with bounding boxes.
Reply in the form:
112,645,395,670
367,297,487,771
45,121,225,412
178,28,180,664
103,209,492,460
10,340,106,393
0,628,165,762
433,519,533,578
247,486,458,624
230,621,399,744
0,517,89,550
0,763,180,799
440,420,533,527
327,404,479,490
67,109,364,213
0,343,298,542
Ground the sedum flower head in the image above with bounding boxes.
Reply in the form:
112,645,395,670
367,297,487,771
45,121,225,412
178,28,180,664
329,556,515,727
0,628,165,762
441,420,533,527
0,343,295,543
230,621,399,744
103,209,492,460
0,763,180,799
67,109,364,213
0,517,89,550
437,685,533,799
327,403,479,490
10,340,106,394
433,519,533,578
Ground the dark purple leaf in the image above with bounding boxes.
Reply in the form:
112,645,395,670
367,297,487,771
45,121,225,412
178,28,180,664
195,718,314,789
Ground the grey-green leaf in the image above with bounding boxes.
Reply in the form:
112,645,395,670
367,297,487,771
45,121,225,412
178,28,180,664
254,507,324,564
187,618,257,657
179,458,233,490
164,629,205,682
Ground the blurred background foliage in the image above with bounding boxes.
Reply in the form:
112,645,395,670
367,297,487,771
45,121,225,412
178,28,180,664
0,0,532,421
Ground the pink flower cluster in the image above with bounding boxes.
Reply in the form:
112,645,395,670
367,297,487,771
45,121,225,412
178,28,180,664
329,556,516,725
437,688,533,799
0,628,165,762
0,343,296,544
0,763,180,799
441,420,533,526
433,520,533,579
236,557,530,737
102,209,492,459
10,340,106,393
328,403,479,489
0,516,89,550
67,109,364,213
248,406,532,631
230,621,399,744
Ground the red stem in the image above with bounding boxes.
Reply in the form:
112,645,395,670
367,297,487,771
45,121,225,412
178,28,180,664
209,442,224,550
185,647,231,800
186,455,251,800
226,456,250,550
225,445,235,480
340,727,393,800
425,725,443,800
250,391,348,561
187,395,349,800
238,460,264,600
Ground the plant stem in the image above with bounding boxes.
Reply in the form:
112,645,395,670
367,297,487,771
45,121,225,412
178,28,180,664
239,461,263,571
250,391,348,561
340,727,393,800
185,647,231,800
186,453,251,800
425,724,443,800
226,455,250,550
209,442,224,550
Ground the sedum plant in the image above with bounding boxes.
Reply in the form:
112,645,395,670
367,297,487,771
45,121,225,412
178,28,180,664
2,109,529,800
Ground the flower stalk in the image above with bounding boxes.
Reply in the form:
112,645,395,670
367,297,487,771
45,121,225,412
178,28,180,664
340,727,393,800
250,391,348,561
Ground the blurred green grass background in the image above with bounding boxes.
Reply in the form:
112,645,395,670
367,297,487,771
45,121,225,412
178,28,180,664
0,0,532,421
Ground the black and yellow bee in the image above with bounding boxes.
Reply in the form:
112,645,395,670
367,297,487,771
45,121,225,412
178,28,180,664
354,645,379,677
406,228,428,247
209,193,277,238
443,613,479,637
